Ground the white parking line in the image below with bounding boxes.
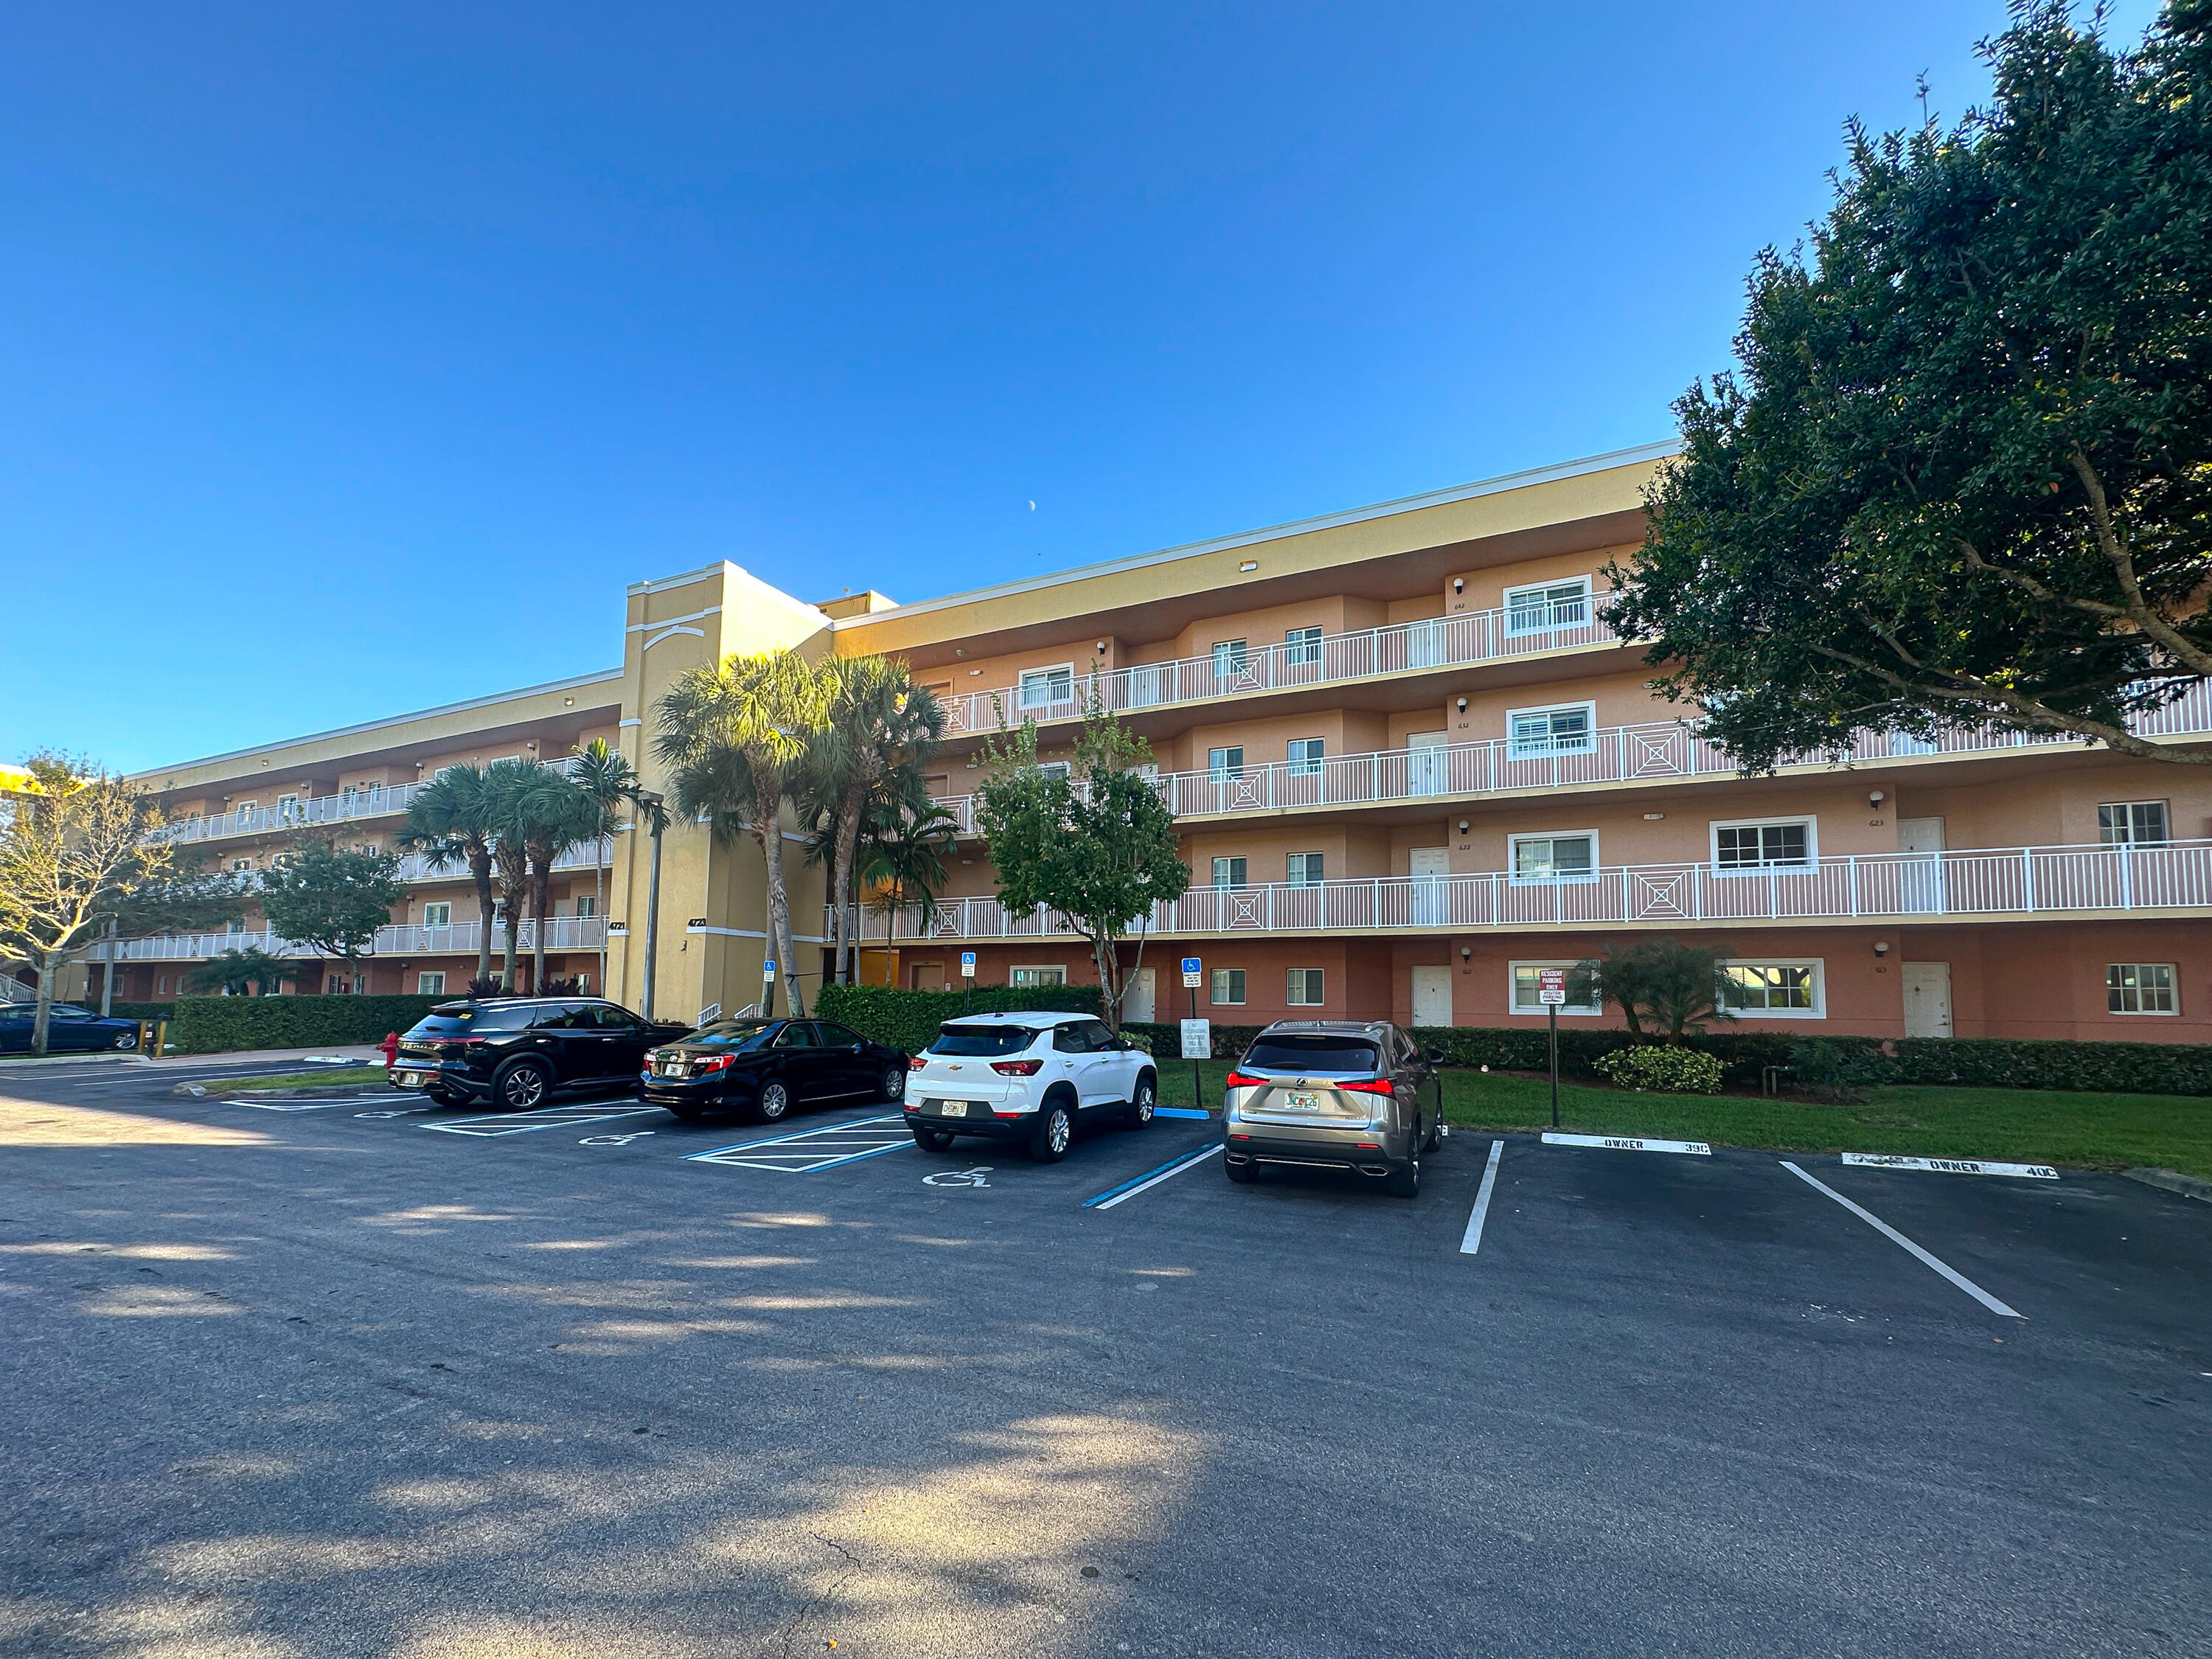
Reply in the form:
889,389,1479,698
1840,1152,2058,1180
1459,1139,1505,1256
420,1102,663,1138
1781,1161,2022,1318
686,1114,914,1173
223,1095,401,1113
1541,1131,1711,1156
1085,1142,1223,1210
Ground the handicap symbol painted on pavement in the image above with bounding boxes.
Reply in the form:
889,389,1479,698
922,1166,993,1188
580,1131,658,1147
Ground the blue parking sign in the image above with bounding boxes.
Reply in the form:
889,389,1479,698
959,951,977,978
1180,956,1203,988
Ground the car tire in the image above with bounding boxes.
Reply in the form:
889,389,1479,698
1225,1155,1256,1184
1387,1157,1420,1200
493,1059,552,1111
880,1065,908,1102
913,1126,955,1152
423,1086,464,1107
1029,1097,1074,1163
756,1079,793,1123
1126,1072,1156,1129
111,1030,138,1051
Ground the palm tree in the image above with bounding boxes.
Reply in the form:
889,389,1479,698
565,737,650,996
802,657,947,988
515,769,604,997
185,947,296,998
855,798,959,984
397,765,499,987
654,650,832,1018
480,759,542,992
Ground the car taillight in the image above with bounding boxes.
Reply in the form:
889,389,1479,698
697,1054,735,1074
990,1058,1043,1076
1336,1077,1397,1096
1225,1071,1267,1090
908,1056,929,1070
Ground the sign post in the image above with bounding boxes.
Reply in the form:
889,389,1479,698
761,957,777,1020
959,950,975,1016
1537,967,1567,1129
1180,956,1205,1114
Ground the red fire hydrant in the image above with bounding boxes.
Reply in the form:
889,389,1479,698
378,1030,400,1071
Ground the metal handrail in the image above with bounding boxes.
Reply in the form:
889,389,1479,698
93,914,610,964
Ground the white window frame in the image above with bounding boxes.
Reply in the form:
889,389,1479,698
1287,852,1325,886
1210,968,1247,1006
1502,575,1592,637
417,971,447,995
1717,959,1826,1018
1207,745,1245,780
1505,701,1596,760
233,799,258,817
1284,626,1324,667
1211,639,1251,678
421,902,453,928
2098,801,2171,846
1509,960,1604,1017
575,894,597,918
2106,963,2177,1015
1507,830,1599,886
1211,856,1248,889
1286,967,1326,1006
1711,815,1818,874
1287,737,1325,776
1018,665,1076,710
1009,964,1067,987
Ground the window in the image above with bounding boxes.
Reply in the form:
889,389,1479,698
1287,737,1324,776
234,800,257,816
1211,856,1248,888
1211,639,1250,678
1503,577,1591,636
1506,703,1595,759
1019,666,1074,709
2107,964,2177,1014
1286,967,1326,1006
276,793,301,822
1287,852,1325,886
1009,964,1067,987
422,902,453,928
418,972,447,995
1244,1032,1379,1073
327,975,348,995
1208,745,1245,780
818,1021,864,1046
232,858,253,872
1038,760,1071,782
1210,968,1246,1005
155,975,169,996
2098,801,2170,846
1719,961,1823,1015
574,973,590,994
1509,832,1596,883
1510,962,1603,1016
774,1023,818,1048
1714,818,1815,872
574,895,597,918
1284,626,1324,667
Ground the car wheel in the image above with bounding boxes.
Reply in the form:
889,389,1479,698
1225,1155,1256,1184
1387,1157,1420,1200
111,1029,138,1051
1421,1113,1441,1154
1127,1073,1155,1129
756,1079,793,1123
913,1126,955,1152
494,1060,552,1111
880,1065,907,1102
423,1086,464,1107
1029,1099,1074,1162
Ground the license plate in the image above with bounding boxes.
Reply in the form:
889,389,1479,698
1286,1091,1325,1110
397,1071,427,1088
656,1063,685,1078
940,1101,970,1117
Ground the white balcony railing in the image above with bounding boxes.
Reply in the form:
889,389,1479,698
852,837,2212,942
394,837,613,883
150,753,604,847
927,681,2212,833
940,598,1618,736
94,915,608,964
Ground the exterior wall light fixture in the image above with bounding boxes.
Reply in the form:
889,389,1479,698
1874,939,1891,956
1452,578,1465,594
1644,812,1665,821
1868,790,1885,807
1459,945,1472,961
1457,819,1470,834
1239,560,1259,572
1455,697,1468,712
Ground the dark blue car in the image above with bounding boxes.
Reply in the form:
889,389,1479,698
0,1004,142,1054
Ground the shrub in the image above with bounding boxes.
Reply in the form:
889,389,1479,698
1593,1046,1725,1094
1790,1037,1899,1102
815,983,1105,1057
168,995,448,1054
72,1001,175,1023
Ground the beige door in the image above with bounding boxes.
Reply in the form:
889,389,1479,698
1898,816,1946,913
1408,731,1448,796
910,961,945,992
1902,961,1952,1037
1124,967,1155,1025
1411,965,1453,1029
1410,846,1450,926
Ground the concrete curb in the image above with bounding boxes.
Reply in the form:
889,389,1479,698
0,1052,151,1070
2121,1166,2212,1205
175,1080,398,1102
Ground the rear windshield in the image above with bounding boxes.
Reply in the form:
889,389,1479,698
1241,1035,1382,1074
685,1020,777,1051
408,1005,536,1037
928,1024,1043,1057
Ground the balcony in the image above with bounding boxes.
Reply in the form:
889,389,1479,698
853,837,2212,942
395,837,612,883
150,754,606,846
94,915,608,964
940,597,1617,736
927,681,2212,832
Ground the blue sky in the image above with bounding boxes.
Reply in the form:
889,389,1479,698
4,1,2161,771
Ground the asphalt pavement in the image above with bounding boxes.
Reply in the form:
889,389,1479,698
0,1062,2206,1658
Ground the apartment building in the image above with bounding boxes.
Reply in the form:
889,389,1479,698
99,442,2212,1042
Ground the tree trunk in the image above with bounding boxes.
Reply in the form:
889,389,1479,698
593,852,606,998
529,851,552,995
31,956,56,1057
1091,935,1123,1034
470,847,495,986
834,781,869,987
758,826,804,1018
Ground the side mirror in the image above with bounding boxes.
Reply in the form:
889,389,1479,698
1425,1049,1446,1065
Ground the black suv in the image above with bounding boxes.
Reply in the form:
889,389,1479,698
393,998,692,1110
640,1017,910,1123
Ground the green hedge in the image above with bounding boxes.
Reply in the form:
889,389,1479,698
1865,1034,2212,1096
815,984,1105,1057
167,995,448,1054
72,1001,175,1023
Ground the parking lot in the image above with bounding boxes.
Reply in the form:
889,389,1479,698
1,1058,2207,1658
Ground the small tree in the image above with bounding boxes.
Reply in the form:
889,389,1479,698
973,701,1190,1032
856,798,960,983
1610,4,2212,771
259,838,404,995
186,947,298,998
1571,936,1737,1043
397,764,500,988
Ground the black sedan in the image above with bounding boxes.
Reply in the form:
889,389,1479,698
641,1017,909,1124
0,1004,142,1054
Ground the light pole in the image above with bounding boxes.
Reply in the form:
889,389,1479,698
638,790,665,1020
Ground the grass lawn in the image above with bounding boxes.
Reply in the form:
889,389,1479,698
232,1066,395,1092
1152,1057,2212,1179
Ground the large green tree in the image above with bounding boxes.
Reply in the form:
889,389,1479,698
566,737,654,997
397,764,500,987
1607,3,2212,771
259,838,405,995
973,705,1190,1032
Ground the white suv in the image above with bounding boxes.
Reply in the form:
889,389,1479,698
902,1012,1158,1161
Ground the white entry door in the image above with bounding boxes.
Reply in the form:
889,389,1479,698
1898,815,1946,914
1411,965,1453,1029
1408,731,1448,796
1124,967,1155,1025
1410,846,1450,926
1902,961,1953,1037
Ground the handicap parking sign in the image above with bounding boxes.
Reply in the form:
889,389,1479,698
960,951,976,978
1180,956,1203,988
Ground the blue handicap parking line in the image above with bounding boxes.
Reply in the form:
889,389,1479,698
1153,1107,1211,1121
1082,1141,1224,1210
